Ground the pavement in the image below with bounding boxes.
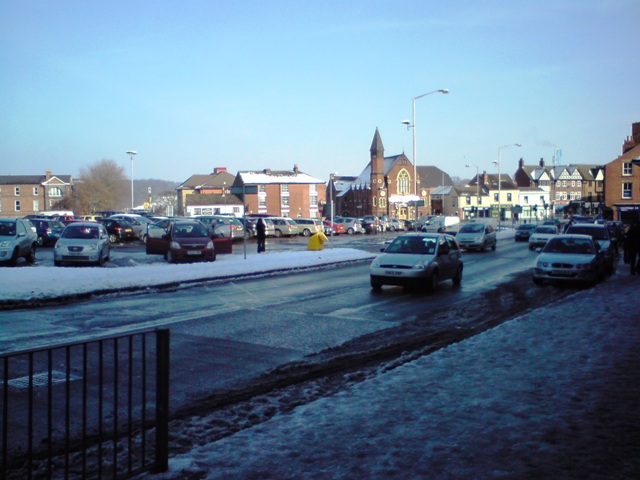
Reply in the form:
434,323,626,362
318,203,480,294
143,261,640,479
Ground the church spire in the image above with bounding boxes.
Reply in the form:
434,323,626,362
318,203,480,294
370,127,384,156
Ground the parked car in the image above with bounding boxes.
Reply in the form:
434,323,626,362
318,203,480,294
532,234,606,286
370,233,463,291
29,218,66,247
334,217,364,235
195,215,245,240
528,225,558,250
247,216,276,237
564,222,616,274
323,220,345,235
81,215,104,222
294,218,323,237
54,222,110,266
271,217,300,237
0,217,38,265
101,219,136,244
514,223,537,242
146,219,216,263
109,214,154,242
413,215,436,232
421,215,460,234
456,221,497,251
387,218,405,232
361,215,383,234
238,217,256,238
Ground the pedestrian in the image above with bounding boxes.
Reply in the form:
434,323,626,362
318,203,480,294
256,218,266,253
623,220,640,275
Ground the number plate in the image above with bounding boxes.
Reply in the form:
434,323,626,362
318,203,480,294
384,270,402,276
187,250,202,255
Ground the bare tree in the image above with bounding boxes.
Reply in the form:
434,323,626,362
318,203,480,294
75,159,129,214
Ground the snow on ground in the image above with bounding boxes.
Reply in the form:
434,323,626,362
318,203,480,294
142,272,640,480
0,248,374,302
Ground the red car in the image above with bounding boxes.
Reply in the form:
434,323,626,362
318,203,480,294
146,220,216,263
323,220,345,235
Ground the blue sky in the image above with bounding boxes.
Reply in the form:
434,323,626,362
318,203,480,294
1,0,637,185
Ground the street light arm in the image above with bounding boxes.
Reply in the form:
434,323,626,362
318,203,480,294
413,89,449,101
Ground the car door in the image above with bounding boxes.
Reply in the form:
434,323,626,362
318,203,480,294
437,236,458,279
16,220,31,255
146,223,170,255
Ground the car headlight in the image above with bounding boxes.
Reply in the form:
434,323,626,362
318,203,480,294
170,241,181,249
412,260,431,269
206,241,214,249
88,243,99,250
55,242,64,250
575,263,591,270
536,261,549,268
0,240,10,248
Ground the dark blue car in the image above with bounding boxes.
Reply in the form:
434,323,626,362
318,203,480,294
29,218,66,246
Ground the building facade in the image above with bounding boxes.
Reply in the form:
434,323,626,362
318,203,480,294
0,170,74,218
604,122,640,223
176,167,236,215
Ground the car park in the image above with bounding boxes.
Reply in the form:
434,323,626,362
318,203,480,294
370,233,463,291
109,214,154,242
456,221,497,251
564,222,616,274
387,218,405,232
528,225,558,250
146,219,216,263
514,223,537,242
532,234,605,286
0,217,38,265
101,219,137,244
54,222,110,266
29,218,66,247
195,215,245,240
294,218,323,236
361,216,383,234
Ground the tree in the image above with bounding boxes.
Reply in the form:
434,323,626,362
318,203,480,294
75,159,129,214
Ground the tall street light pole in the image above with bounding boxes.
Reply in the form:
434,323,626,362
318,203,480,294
494,143,521,229
127,150,137,210
402,89,449,220
465,163,480,218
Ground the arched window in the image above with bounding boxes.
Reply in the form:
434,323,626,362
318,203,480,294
49,187,63,197
397,170,410,194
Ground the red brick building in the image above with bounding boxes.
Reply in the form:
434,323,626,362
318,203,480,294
0,170,74,218
604,122,640,222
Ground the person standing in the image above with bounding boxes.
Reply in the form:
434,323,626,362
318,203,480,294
256,218,266,253
624,220,640,274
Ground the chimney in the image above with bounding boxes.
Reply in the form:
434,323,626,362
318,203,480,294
46,169,52,179
623,122,640,153
539,158,545,167
482,170,489,186
518,158,524,169
263,168,271,175
213,167,227,174
293,164,299,174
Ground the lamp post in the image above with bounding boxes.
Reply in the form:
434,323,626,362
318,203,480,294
465,164,480,219
493,143,521,229
126,150,137,210
402,88,449,220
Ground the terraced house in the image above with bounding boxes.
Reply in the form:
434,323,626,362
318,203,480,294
0,170,74,218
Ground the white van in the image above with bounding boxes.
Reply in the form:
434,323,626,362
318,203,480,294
421,215,460,233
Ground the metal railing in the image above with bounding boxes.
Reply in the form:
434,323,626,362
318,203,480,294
1,328,170,479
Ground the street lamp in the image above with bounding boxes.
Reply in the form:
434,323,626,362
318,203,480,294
465,163,480,219
126,150,137,210
493,143,521,229
401,88,449,220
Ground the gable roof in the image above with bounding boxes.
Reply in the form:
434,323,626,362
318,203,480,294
179,171,236,189
0,174,73,185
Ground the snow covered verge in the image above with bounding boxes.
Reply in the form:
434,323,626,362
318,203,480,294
141,271,640,480
0,249,374,305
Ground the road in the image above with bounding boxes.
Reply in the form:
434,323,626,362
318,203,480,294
1,230,556,414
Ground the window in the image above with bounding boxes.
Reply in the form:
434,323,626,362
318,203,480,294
373,197,377,207
507,193,512,201
33,187,39,195
258,197,266,208
623,162,632,176
478,196,482,204
33,200,40,211
281,184,289,194
309,184,317,194
562,180,567,187
258,185,266,193
466,196,471,205
556,180,561,187
555,192,562,201
281,196,290,206
576,180,581,187
380,198,386,208
493,193,499,201
396,170,410,194
49,187,63,197
524,196,529,204
15,200,21,211
622,182,633,199
15,187,20,196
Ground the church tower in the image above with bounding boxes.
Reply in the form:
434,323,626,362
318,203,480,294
370,128,385,215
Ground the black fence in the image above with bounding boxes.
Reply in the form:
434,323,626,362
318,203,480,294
1,328,170,479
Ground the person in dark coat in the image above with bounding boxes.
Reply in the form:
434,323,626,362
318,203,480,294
624,221,640,274
256,218,266,253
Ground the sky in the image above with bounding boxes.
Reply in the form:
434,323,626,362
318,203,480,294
1,0,638,186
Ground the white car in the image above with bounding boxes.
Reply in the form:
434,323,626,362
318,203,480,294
54,222,111,266
528,225,558,250
370,233,463,291
0,218,38,265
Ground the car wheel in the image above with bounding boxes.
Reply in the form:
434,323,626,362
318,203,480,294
109,233,118,244
370,277,382,291
142,234,148,244
97,252,105,266
303,228,311,237
37,235,45,247
275,229,282,238
347,228,354,235
452,266,463,286
491,241,496,251
167,250,175,263
26,244,36,263
428,270,439,291
54,260,62,267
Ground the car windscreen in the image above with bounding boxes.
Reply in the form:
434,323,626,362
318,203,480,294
459,224,484,233
568,226,607,239
543,237,594,254
535,227,556,234
63,226,100,239
0,221,17,236
174,224,209,237
386,236,436,254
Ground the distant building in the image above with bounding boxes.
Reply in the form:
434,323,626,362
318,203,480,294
0,170,74,218
604,122,640,222
176,167,240,216
234,165,326,218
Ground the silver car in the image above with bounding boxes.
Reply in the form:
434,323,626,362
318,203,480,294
54,222,111,266
0,218,38,265
528,225,558,250
532,234,605,286
370,233,463,291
